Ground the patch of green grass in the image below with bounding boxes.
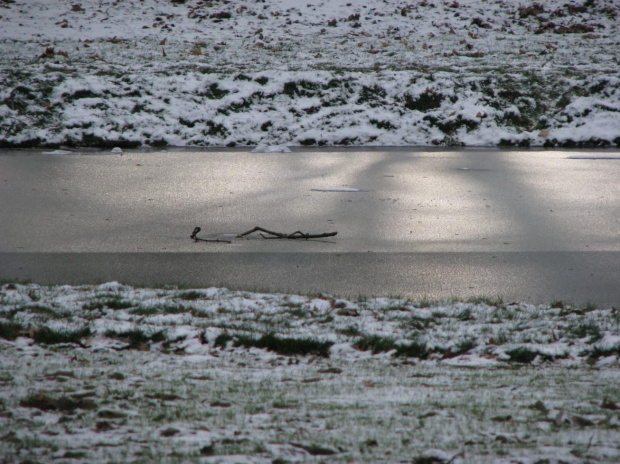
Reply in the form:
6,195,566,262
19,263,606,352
17,303,57,317
567,320,602,343
2,86,37,112
423,115,479,135
105,328,166,348
398,315,430,331
467,295,504,306
335,136,359,146
457,308,473,321
62,89,100,102
201,83,229,99
588,79,609,95
357,85,387,106
506,347,539,364
582,344,620,360
129,306,161,316
178,291,203,301
204,120,228,137
490,306,515,322
179,118,197,128
558,305,585,316
19,391,96,412
395,341,428,359
273,398,299,409
414,297,437,309
353,335,428,358
337,325,361,337
0,320,23,340
286,307,309,318
555,91,573,110
33,326,91,345
283,80,321,98
404,91,444,112
430,309,449,319
163,303,192,314
193,308,213,318
213,331,234,348
149,137,168,147
27,288,41,301
453,338,478,356
370,119,396,130
353,334,397,354
494,330,511,345
234,332,333,358
84,297,134,311
299,137,317,146
131,103,146,114
234,73,252,82
582,302,597,312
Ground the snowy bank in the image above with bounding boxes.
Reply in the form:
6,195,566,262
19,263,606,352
0,0,618,148
1,282,620,463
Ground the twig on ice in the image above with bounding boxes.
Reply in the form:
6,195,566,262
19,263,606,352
190,226,234,243
190,226,337,243
236,226,337,240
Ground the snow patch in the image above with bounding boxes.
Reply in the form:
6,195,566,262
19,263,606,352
251,144,291,153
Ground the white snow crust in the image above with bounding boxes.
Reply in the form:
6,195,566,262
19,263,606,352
1,282,620,463
0,0,618,148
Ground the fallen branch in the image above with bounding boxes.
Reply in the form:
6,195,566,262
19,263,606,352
237,226,337,240
190,226,337,243
190,227,235,243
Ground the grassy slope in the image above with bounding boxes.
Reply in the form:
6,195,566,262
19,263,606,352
1,282,620,463
0,0,618,148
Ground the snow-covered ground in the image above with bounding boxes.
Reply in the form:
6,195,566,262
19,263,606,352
2,3,620,461
1,282,619,463
1,0,619,148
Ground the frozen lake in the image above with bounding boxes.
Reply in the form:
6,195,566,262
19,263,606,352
1,147,620,304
